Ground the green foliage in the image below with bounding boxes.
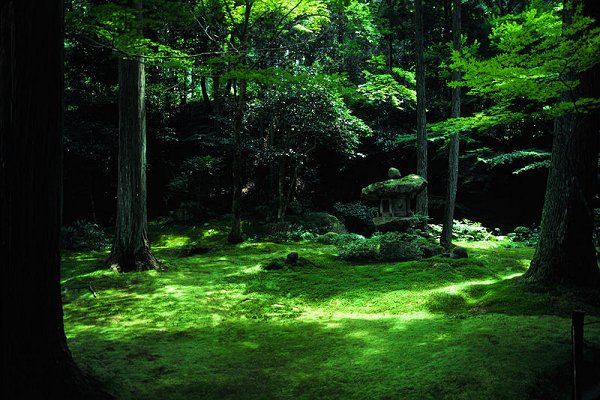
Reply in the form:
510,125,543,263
61,221,109,251
337,235,379,261
359,70,416,110
246,72,371,163
376,232,425,261
332,201,376,233
260,213,346,243
433,2,600,134
430,219,497,242
477,148,551,174
315,232,366,246
337,231,431,262
167,155,222,204
507,225,540,247
67,0,193,68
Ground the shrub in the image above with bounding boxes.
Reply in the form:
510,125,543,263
451,219,495,241
315,232,340,245
263,223,303,243
376,232,424,261
333,233,367,246
508,225,539,246
294,212,347,234
338,237,378,261
337,232,430,262
61,220,108,251
333,202,377,234
261,212,347,243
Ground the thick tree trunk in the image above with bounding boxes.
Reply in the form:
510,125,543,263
415,0,428,215
228,79,246,243
524,0,599,286
107,57,161,272
441,0,461,248
1,1,109,397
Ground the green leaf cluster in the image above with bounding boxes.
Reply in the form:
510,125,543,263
435,2,600,134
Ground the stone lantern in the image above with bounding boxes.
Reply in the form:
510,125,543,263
361,168,427,231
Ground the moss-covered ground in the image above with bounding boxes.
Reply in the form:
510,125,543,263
62,221,600,399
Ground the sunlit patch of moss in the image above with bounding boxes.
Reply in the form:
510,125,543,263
154,234,192,249
61,223,600,400
202,228,221,239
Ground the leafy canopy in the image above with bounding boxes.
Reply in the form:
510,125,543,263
432,2,600,134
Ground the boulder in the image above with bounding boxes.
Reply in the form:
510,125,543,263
286,252,299,265
451,247,468,259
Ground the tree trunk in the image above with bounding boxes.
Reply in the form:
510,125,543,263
524,0,599,286
107,56,161,272
1,1,109,397
212,75,221,115
441,0,461,248
227,2,252,244
227,79,246,243
277,156,286,221
415,0,428,215
283,162,302,219
200,76,212,112
180,68,188,105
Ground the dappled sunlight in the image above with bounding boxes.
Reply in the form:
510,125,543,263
60,229,599,400
202,228,221,239
433,272,524,295
154,234,191,249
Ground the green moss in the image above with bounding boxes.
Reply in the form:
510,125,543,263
361,174,427,201
61,224,600,400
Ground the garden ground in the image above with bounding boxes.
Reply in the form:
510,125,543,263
61,221,600,400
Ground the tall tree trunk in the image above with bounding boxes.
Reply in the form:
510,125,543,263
283,162,302,219
266,126,276,208
415,0,428,215
212,75,221,115
227,79,246,243
524,0,599,286
107,56,161,272
1,1,109,397
277,156,286,222
180,68,188,105
441,0,461,248
200,76,212,112
227,2,252,244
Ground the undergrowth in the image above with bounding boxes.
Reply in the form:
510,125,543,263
61,220,600,400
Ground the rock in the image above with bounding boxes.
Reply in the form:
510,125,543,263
179,244,210,257
421,245,445,258
263,260,285,270
451,247,468,259
286,252,299,265
388,167,401,179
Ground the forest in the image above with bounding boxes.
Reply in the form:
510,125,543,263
1,0,599,398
